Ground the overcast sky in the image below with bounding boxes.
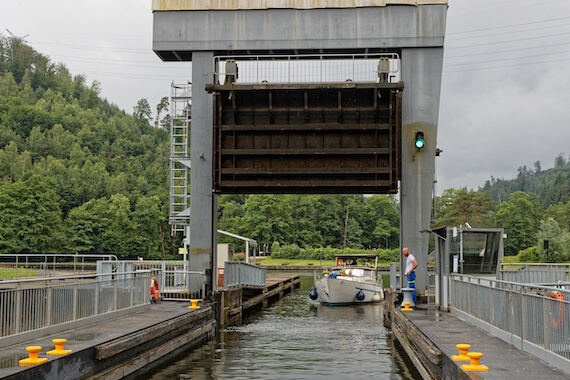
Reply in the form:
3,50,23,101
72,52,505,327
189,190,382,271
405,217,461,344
1,0,569,195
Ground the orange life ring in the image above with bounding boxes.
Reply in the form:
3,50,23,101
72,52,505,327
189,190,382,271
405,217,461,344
150,277,160,302
550,291,564,329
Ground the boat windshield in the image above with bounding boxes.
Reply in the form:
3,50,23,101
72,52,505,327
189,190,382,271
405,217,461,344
334,254,378,268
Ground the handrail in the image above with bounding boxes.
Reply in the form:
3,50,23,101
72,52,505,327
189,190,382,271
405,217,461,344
450,274,570,372
213,52,401,85
0,254,119,279
224,262,266,288
0,271,152,343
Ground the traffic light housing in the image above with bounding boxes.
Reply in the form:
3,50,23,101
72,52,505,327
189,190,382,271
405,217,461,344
415,131,425,150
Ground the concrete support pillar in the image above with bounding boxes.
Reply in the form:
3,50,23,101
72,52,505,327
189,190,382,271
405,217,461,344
190,52,215,297
400,47,444,296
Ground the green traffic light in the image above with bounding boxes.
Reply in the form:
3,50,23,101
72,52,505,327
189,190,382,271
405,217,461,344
415,132,425,149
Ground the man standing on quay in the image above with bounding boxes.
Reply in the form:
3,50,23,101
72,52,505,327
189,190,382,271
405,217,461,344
402,247,418,304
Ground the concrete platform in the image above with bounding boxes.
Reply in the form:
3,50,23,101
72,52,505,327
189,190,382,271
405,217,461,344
393,305,569,379
0,301,215,380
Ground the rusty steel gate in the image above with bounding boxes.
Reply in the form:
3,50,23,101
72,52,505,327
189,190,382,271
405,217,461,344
208,82,403,194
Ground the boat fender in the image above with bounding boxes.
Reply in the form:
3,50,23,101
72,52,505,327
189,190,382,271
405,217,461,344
309,287,318,300
356,289,365,301
150,276,160,303
550,290,565,329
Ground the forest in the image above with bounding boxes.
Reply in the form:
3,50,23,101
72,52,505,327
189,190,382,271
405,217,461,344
1,34,570,262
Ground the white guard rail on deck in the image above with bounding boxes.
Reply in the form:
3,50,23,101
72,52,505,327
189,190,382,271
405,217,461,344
0,271,151,343
97,261,207,300
450,274,570,373
0,254,118,279
499,263,570,284
224,262,266,289
214,53,401,85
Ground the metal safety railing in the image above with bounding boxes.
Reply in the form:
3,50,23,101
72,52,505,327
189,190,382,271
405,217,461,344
499,263,570,284
224,262,266,289
97,261,207,300
0,254,118,279
450,274,570,373
214,52,401,85
0,271,151,342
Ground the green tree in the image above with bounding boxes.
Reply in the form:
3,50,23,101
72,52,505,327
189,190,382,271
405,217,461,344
103,194,141,258
64,201,107,253
155,96,169,129
434,188,497,228
287,194,322,248
133,98,152,125
241,195,292,250
545,202,570,231
367,195,400,249
314,195,344,248
537,217,570,262
0,175,63,252
494,191,542,255
133,195,164,257
0,140,31,181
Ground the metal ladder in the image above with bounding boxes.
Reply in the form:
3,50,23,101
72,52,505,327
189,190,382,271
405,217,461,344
169,83,192,234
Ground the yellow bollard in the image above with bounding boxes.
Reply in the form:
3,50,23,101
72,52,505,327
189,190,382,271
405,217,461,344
452,343,471,361
401,301,413,311
47,338,72,356
461,352,489,372
19,346,48,366
188,299,200,309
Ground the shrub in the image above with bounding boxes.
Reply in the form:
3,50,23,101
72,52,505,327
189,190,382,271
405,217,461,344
233,253,246,262
517,246,539,262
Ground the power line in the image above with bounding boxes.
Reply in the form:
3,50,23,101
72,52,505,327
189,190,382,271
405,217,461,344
446,15,570,38
446,30,570,51
443,55,570,74
445,41,570,60
70,68,189,81
29,40,150,54
47,53,189,70
445,47,570,68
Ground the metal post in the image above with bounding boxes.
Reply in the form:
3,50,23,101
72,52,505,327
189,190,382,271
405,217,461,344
73,283,78,320
46,287,52,326
460,224,464,274
95,279,99,315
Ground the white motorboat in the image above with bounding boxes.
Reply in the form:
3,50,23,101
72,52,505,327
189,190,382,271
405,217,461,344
309,254,384,305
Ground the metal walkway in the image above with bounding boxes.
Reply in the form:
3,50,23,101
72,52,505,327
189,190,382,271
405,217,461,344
0,302,214,380
395,306,569,379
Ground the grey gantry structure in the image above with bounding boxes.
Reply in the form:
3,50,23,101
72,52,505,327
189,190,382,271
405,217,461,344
152,0,448,298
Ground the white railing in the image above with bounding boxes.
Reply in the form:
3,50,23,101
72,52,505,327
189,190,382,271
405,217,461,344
97,261,207,300
450,274,570,373
224,262,266,289
0,254,118,279
499,263,570,284
214,53,401,85
0,271,151,342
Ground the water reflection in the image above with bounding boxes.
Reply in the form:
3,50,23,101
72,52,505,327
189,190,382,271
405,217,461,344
134,274,421,380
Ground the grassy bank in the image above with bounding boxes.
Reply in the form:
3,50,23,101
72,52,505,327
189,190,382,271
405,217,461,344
0,267,38,279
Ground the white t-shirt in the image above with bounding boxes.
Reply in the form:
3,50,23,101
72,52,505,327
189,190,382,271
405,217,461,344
406,253,416,274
